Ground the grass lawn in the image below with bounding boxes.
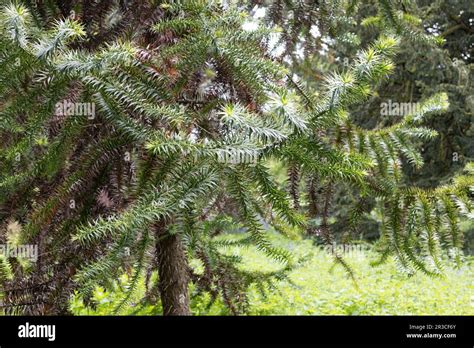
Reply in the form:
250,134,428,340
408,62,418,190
70,232,474,316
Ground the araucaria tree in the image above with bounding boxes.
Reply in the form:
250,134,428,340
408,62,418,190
0,0,472,315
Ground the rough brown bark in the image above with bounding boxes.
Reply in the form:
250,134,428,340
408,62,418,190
155,220,191,316
288,163,300,210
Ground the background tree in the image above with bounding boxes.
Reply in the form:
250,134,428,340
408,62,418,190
246,0,473,246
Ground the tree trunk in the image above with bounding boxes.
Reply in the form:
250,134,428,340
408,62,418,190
155,220,191,315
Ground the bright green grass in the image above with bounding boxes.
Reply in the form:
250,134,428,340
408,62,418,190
70,232,474,315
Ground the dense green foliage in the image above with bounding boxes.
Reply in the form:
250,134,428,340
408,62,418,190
0,0,472,315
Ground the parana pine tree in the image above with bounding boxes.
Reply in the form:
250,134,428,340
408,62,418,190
0,0,472,315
